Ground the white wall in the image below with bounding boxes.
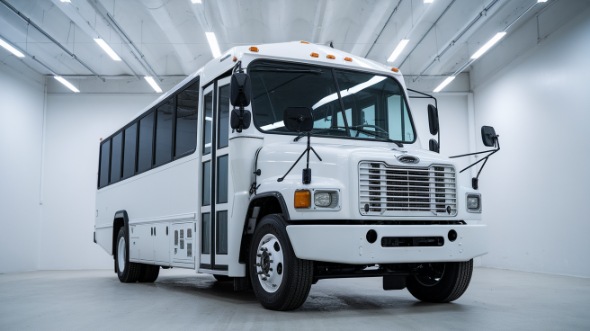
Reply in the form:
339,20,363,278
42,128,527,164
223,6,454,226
0,65,45,273
472,7,590,277
38,93,156,270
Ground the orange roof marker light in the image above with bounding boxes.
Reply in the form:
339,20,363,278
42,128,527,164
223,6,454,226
232,56,238,62
326,54,336,60
310,52,319,58
344,57,353,62
300,40,310,44
249,46,259,52
391,67,400,73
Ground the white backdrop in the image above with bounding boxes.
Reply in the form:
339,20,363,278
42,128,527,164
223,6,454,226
0,67,44,273
472,7,590,277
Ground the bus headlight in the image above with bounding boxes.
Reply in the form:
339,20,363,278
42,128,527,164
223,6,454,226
466,193,481,213
314,190,339,208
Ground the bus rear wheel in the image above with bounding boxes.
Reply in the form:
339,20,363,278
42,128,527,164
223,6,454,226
406,259,473,303
115,227,142,283
249,214,313,311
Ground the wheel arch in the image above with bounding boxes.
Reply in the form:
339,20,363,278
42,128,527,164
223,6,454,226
238,192,290,264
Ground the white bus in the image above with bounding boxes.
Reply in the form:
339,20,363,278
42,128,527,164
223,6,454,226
94,41,499,311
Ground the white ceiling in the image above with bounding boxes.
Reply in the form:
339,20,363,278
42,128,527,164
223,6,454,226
0,0,584,93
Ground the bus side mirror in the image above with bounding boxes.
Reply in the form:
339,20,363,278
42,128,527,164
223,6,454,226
230,73,252,133
230,73,251,107
481,126,497,147
283,107,314,132
427,104,439,135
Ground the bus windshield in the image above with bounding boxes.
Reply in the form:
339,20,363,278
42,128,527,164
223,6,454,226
249,60,415,143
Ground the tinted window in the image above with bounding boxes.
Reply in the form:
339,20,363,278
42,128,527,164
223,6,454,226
99,139,111,188
176,81,199,157
217,155,228,203
155,99,175,166
218,85,229,149
202,161,211,206
249,60,415,143
122,123,137,178
138,112,155,173
203,92,213,155
201,213,210,254
109,132,123,183
216,211,228,255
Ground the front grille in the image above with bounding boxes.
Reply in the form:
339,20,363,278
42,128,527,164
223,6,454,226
359,161,457,216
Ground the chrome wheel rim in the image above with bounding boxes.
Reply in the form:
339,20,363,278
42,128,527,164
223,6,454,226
255,233,284,293
117,236,126,273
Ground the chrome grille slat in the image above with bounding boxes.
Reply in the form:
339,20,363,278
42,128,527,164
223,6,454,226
359,161,458,216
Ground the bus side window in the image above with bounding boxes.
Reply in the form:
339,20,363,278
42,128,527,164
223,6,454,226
98,139,111,188
109,132,123,184
155,98,175,167
122,123,137,179
175,81,199,157
138,111,155,173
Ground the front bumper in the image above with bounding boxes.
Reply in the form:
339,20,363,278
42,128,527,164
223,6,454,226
286,224,487,264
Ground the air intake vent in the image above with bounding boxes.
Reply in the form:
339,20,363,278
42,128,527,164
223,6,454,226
359,162,457,217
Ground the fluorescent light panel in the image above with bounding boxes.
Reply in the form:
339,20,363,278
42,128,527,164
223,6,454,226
424,0,434,3
54,76,80,93
433,76,455,93
471,32,507,60
537,0,548,3
144,76,163,93
94,38,122,61
205,32,221,58
387,39,410,63
191,0,202,3
0,38,25,58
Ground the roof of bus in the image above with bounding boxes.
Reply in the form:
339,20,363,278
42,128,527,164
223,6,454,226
230,41,402,76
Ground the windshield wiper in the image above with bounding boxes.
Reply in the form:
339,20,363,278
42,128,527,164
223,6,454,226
351,126,404,147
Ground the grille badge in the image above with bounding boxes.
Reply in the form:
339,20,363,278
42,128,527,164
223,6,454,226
397,155,420,164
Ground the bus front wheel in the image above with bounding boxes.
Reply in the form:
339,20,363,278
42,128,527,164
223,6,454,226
249,214,313,311
406,259,473,303
115,227,142,283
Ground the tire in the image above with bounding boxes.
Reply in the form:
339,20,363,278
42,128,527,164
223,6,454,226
407,259,474,303
115,227,142,283
138,264,160,283
249,214,313,311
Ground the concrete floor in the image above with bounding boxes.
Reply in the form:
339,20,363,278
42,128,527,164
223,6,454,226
0,268,588,330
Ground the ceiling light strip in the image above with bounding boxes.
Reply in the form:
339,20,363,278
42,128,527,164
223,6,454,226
54,76,80,93
0,37,25,58
470,32,506,59
94,38,122,61
144,76,163,93
433,76,455,93
387,39,410,63
205,32,221,58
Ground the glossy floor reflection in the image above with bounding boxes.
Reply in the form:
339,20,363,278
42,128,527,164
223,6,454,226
1,267,588,330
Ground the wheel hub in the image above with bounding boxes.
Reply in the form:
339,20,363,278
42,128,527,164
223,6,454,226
255,234,284,293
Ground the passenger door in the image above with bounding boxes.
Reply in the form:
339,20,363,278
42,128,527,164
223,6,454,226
199,76,231,272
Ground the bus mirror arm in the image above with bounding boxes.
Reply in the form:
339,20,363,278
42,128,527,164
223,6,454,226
278,107,322,184
449,126,500,190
